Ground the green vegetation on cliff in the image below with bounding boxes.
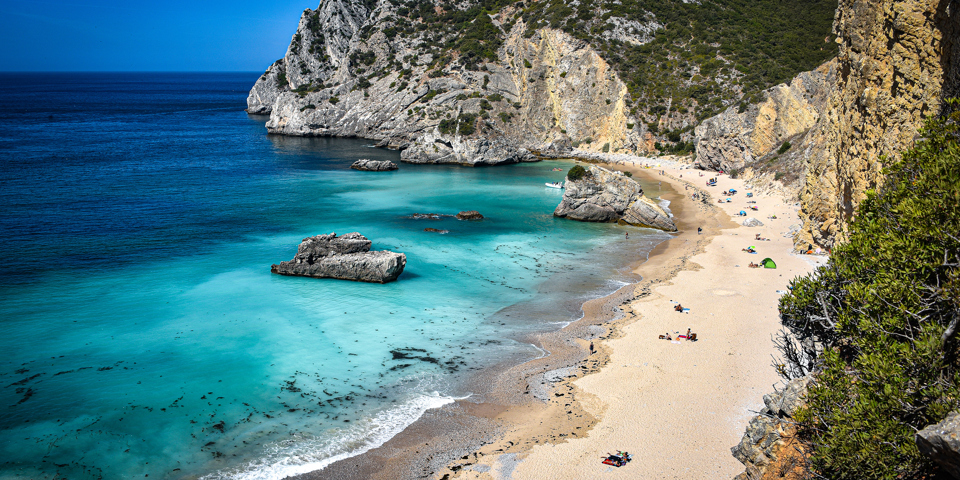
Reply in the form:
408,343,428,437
777,105,960,479
522,0,838,121
343,0,836,145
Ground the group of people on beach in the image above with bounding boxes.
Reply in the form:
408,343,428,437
660,328,696,341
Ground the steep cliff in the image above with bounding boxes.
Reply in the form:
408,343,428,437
247,0,642,165
796,0,960,249
694,60,836,189
248,0,838,161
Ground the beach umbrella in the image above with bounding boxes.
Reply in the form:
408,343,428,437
761,258,777,268
739,210,746,216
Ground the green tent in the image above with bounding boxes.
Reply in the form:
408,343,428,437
761,258,777,269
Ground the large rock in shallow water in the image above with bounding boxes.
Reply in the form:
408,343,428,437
351,159,398,171
271,232,406,283
554,165,677,231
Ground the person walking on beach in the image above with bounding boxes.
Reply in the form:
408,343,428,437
698,226,702,235
625,232,629,239
590,341,594,354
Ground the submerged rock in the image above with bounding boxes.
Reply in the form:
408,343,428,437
424,228,448,234
554,165,676,231
350,159,398,171
271,232,406,283
456,211,484,220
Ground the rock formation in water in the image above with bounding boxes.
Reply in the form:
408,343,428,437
351,159,398,171
554,165,676,231
271,232,406,283
455,211,484,220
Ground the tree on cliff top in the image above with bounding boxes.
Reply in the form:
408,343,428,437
777,102,960,479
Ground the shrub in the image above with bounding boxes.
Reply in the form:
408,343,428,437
777,141,792,155
567,164,587,181
277,72,288,89
299,104,317,112
728,168,739,178
624,171,633,177
602,143,610,153
778,104,960,479
328,96,339,104
523,59,532,68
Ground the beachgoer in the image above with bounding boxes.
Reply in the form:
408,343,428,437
590,341,594,353
697,226,702,235
625,232,629,239
666,333,672,340
686,328,691,338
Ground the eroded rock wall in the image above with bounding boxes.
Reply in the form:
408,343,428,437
248,0,644,165
798,0,960,249
694,60,836,175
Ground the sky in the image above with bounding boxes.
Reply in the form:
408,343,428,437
0,0,315,71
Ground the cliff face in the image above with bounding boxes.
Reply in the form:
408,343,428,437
797,0,960,249
248,0,642,165
696,0,959,250
694,60,836,184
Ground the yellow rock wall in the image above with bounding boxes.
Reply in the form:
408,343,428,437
798,0,960,249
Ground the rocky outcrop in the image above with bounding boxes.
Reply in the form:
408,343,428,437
742,217,764,227
351,159,398,171
554,165,676,231
248,0,647,164
732,376,812,479
694,60,836,175
271,232,406,283
796,0,960,249
456,211,484,220
917,411,960,479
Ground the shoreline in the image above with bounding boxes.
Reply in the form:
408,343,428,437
291,158,709,480
292,155,823,480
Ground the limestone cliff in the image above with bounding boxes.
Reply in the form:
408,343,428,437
248,0,644,165
694,60,836,188
797,0,960,249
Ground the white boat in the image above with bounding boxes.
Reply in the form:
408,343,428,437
545,182,564,189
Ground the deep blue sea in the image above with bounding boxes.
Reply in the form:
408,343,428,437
0,72,671,479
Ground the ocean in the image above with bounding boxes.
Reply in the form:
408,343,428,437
0,72,671,479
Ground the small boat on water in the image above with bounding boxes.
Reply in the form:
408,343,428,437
545,182,564,189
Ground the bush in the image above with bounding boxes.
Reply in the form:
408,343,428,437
624,171,633,177
328,96,339,104
728,168,739,178
602,143,610,153
777,141,792,155
567,164,587,181
523,59,532,68
778,104,960,479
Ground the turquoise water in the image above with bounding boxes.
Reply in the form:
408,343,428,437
0,73,671,479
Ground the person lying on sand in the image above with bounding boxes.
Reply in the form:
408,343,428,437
742,247,756,253
674,304,684,312
748,262,760,268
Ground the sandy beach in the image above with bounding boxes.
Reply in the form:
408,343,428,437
435,160,827,479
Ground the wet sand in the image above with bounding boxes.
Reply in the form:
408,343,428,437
292,160,824,480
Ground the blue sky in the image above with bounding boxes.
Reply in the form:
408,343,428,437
0,0,313,71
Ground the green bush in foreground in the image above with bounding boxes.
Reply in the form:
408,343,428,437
567,165,587,181
778,103,960,479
